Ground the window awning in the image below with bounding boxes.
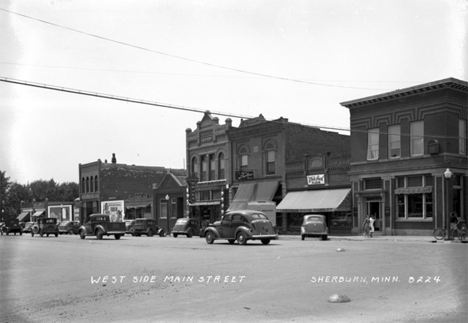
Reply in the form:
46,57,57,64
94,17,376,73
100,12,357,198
276,188,351,213
32,210,45,217
395,187,432,194
125,202,152,209
17,211,30,222
189,201,221,206
228,181,278,211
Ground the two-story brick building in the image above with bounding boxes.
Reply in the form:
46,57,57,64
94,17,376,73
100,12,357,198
341,77,468,236
227,114,350,231
79,154,186,223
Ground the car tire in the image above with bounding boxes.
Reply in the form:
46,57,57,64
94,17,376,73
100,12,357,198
40,230,43,237
261,239,271,245
159,230,165,237
322,235,328,241
228,239,235,244
187,229,193,238
115,235,121,240
147,229,153,237
301,235,305,241
173,233,178,238
55,233,58,237
237,232,247,245
205,231,215,244
96,229,103,240
31,232,34,237
79,230,86,240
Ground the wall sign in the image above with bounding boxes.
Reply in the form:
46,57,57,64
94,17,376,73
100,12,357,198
307,174,325,185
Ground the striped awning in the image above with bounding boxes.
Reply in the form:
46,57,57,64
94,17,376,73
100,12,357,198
227,181,279,211
276,188,351,213
395,187,432,194
17,211,30,222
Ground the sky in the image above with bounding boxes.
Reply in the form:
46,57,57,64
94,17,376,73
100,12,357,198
0,0,467,185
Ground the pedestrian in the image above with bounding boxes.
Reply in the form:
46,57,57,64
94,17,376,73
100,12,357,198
369,215,376,238
362,215,370,238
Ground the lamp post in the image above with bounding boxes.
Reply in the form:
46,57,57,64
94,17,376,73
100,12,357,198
444,168,453,241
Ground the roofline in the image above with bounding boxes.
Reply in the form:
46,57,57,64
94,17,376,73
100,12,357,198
340,77,468,108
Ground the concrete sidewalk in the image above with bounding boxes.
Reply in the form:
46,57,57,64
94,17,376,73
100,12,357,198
278,234,468,243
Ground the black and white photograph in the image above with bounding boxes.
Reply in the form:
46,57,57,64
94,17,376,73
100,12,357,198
1,1,467,322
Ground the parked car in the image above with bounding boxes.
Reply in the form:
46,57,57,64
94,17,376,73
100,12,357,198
172,218,201,238
22,222,35,233
204,210,278,245
1,219,23,235
32,218,59,237
58,221,81,235
124,219,136,234
301,214,328,241
332,213,352,227
79,214,126,240
132,218,165,237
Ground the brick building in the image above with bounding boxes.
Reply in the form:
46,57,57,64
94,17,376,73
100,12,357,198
341,77,468,236
227,114,350,231
79,154,186,223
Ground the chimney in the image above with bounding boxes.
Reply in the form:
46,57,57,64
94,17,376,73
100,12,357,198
112,153,117,164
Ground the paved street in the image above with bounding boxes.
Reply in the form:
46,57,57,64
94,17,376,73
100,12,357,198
1,233,467,323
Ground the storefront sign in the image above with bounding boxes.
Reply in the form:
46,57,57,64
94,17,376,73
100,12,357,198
236,170,254,180
48,205,72,222
307,174,325,185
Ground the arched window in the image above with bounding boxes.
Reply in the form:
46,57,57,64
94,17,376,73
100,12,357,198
86,177,89,193
218,152,225,179
90,177,94,192
81,178,85,193
94,175,99,192
191,157,199,179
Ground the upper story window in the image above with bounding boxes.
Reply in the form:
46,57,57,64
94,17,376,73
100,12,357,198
191,157,199,179
81,178,85,193
265,142,276,175
239,147,249,170
86,177,90,193
201,155,207,181
410,121,424,156
460,119,466,155
367,128,379,160
388,125,401,159
94,176,98,192
209,154,215,180
218,153,225,180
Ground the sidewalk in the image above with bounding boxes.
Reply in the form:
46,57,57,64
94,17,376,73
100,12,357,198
278,234,467,243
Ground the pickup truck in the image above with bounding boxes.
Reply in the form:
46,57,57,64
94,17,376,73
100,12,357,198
78,214,126,240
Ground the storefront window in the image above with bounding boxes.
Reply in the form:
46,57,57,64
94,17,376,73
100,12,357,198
407,194,423,217
160,200,167,219
425,193,433,218
397,195,405,218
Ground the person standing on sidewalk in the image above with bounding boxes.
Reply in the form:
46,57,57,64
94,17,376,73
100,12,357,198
362,215,370,238
369,215,376,238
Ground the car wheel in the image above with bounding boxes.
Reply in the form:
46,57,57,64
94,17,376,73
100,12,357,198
96,229,103,240
159,230,165,237
115,235,121,240
31,232,34,237
228,239,235,244
205,231,215,244
68,230,74,235
173,233,178,238
187,229,193,238
322,235,328,241
261,239,271,245
79,230,86,240
237,232,247,245
301,235,305,241
147,229,153,237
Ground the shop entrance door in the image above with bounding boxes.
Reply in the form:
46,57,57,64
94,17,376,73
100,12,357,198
367,200,381,231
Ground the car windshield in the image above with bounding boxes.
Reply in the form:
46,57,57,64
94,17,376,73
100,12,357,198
305,216,323,223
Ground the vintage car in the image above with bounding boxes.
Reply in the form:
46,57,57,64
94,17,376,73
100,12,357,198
204,210,278,245
22,222,35,233
171,218,200,238
132,218,165,237
1,219,23,235
124,219,136,234
32,218,59,237
301,214,328,241
58,221,81,235
79,214,126,240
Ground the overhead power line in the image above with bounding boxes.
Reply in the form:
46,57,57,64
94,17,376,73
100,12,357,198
1,76,465,141
0,7,392,91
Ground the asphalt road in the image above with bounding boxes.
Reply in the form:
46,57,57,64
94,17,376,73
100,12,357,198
1,233,467,323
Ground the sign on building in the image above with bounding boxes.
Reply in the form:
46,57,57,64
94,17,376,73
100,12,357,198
307,174,325,185
101,200,125,222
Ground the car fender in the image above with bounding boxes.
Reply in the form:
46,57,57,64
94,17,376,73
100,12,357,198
204,227,221,239
235,226,253,239
94,225,107,235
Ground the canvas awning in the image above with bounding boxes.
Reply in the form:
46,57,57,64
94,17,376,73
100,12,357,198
395,187,432,194
189,201,221,206
227,181,278,211
276,188,351,213
125,202,152,209
32,210,45,217
17,211,30,222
